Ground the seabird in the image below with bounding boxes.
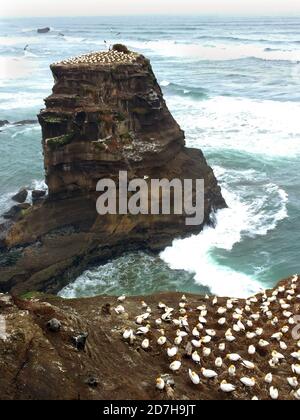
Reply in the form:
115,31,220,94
169,360,181,372
156,377,165,390
201,368,218,379
240,377,256,387
189,369,201,385
220,380,236,393
270,386,279,400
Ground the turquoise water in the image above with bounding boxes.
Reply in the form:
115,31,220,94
0,16,299,298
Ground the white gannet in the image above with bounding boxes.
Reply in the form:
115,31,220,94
142,338,150,349
169,360,181,372
227,353,241,362
246,332,256,340
280,341,288,351
258,339,270,347
240,377,256,387
136,325,150,335
201,368,218,379
241,360,255,370
220,380,236,393
270,386,279,400
212,296,218,306
292,364,300,375
217,307,227,315
206,329,216,337
157,336,167,346
202,336,212,344
156,377,165,390
287,377,298,388
192,327,200,337
167,347,178,358
203,347,211,357
192,339,202,348
228,365,236,377
264,373,273,384
189,369,201,385
174,336,183,346
123,328,134,342
192,351,201,364
294,389,300,400
219,343,226,352
218,318,226,326
215,357,223,368
117,295,126,302
248,345,256,355
115,305,125,314
271,332,283,341
291,351,300,361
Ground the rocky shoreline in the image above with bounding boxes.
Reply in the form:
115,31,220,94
0,276,299,400
0,46,225,296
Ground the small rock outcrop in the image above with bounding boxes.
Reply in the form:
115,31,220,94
0,48,225,295
37,27,50,34
12,188,28,204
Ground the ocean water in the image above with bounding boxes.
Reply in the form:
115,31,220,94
0,16,299,298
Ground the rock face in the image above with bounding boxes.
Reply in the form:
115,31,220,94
0,47,225,295
0,276,299,400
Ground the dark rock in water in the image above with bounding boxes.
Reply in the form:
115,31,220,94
12,188,28,204
37,27,50,34
32,190,46,204
0,120,9,127
72,333,88,351
46,318,61,332
13,119,37,126
3,203,30,220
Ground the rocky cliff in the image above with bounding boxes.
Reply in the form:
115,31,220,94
0,276,299,400
0,46,225,295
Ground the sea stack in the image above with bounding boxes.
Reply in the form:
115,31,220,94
0,46,225,295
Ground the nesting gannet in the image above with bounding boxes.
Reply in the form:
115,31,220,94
294,389,300,400
241,360,255,370
258,339,270,347
136,325,150,335
169,360,181,372
192,327,200,337
189,369,201,385
240,377,256,387
192,351,201,364
174,336,183,346
264,373,273,384
202,336,212,344
219,343,226,352
291,351,300,361
123,328,134,342
287,377,298,388
282,326,289,334
203,347,211,357
206,329,216,337
220,380,236,393
227,353,241,362
117,295,126,302
217,307,227,315
246,332,256,340
156,377,165,390
192,339,202,348
228,365,236,377
270,386,279,400
218,318,226,326
115,305,125,314
280,341,288,351
201,368,218,379
157,336,167,346
248,345,256,355
142,338,150,349
215,357,223,368
271,332,283,341
181,294,187,301
167,347,178,358
292,364,300,375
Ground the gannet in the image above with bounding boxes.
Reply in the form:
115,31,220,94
201,368,218,379
271,332,283,341
280,341,288,350
282,326,289,334
264,373,273,384
167,347,178,358
192,327,200,337
217,307,227,315
240,377,256,387
189,369,201,385
228,365,236,377
212,296,218,306
142,338,150,349
156,377,165,390
248,345,256,355
169,360,181,372
203,347,211,357
157,336,167,346
192,351,201,364
202,336,212,344
246,332,256,340
215,357,223,368
117,295,126,302
192,339,202,348
206,329,216,337
155,318,162,326
218,318,226,326
287,377,298,388
227,353,241,362
270,386,279,400
115,305,125,314
219,343,226,352
241,360,255,370
291,351,300,361
181,294,187,301
123,328,134,343
220,380,236,393
136,325,150,335
294,389,300,400
174,336,182,346
258,339,270,347
292,364,300,375
255,328,263,336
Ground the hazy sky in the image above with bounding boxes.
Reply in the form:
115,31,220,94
1,0,300,18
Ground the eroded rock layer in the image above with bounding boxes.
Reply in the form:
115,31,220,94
0,276,299,400
0,48,225,295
